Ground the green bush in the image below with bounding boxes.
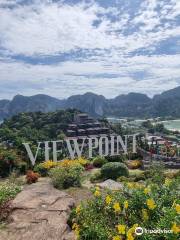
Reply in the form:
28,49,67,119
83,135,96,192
16,161,27,175
105,155,127,163
34,163,49,177
49,164,84,189
0,148,24,177
0,150,16,177
145,162,166,185
90,170,102,183
0,182,21,221
101,162,129,180
93,157,107,168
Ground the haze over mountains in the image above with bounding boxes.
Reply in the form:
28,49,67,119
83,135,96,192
0,86,180,120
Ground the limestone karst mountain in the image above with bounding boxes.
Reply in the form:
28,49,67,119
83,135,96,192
0,86,180,119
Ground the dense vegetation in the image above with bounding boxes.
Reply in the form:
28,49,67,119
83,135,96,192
70,170,180,240
0,109,79,147
141,120,170,134
0,109,80,176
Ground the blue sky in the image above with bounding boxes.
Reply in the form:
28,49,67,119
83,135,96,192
0,0,180,100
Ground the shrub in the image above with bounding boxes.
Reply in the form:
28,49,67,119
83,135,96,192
71,178,180,240
105,155,127,163
0,150,16,177
58,158,89,168
146,162,166,185
34,158,89,177
90,170,102,183
0,148,23,177
127,160,142,169
93,157,107,168
101,162,129,180
16,161,27,175
75,157,90,167
49,164,84,189
26,170,39,184
117,171,147,183
0,182,21,221
34,163,48,177
34,160,56,177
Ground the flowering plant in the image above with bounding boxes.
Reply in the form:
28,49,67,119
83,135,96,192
71,177,180,240
34,158,89,176
0,182,21,221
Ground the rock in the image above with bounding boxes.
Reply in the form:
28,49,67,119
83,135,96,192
96,179,123,191
0,178,76,240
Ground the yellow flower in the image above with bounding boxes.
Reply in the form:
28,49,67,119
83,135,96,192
126,224,138,240
105,195,112,205
94,190,101,197
117,224,126,235
72,223,80,237
42,160,57,169
142,209,149,221
124,200,128,209
164,178,172,186
144,186,150,194
127,234,134,240
171,223,180,234
113,202,121,213
112,236,122,240
146,198,156,210
132,224,138,229
76,205,81,215
72,223,78,230
175,204,180,214
76,157,88,166
127,230,134,240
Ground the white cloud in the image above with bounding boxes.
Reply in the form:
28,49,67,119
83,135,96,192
0,0,179,56
0,53,179,99
0,0,179,99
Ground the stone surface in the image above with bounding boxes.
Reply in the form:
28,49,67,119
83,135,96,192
0,178,76,240
96,179,123,190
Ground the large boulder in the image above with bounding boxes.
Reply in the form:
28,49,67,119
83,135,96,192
96,179,123,191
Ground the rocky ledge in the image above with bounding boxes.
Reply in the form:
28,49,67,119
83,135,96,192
0,178,76,240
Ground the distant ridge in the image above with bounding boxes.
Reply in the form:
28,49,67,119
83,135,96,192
0,86,180,119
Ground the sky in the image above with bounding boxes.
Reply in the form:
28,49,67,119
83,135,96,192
0,0,180,100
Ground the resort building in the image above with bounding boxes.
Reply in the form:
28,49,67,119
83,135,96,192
66,113,110,139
